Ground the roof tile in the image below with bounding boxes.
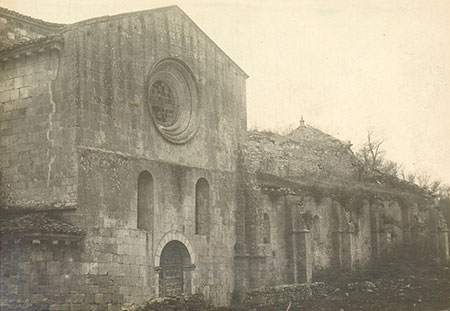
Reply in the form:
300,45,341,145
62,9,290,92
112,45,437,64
0,213,83,236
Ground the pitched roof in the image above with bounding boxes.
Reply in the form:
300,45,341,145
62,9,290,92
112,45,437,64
0,6,65,29
66,5,248,78
0,34,63,56
0,5,248,78
0,213,83,237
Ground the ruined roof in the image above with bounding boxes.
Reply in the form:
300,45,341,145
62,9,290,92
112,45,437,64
249,132,433,204
245,122,360,183
286,123,351,150
256,170,431,203
0,213,83,237
248,122,352,152
245,121,433,200
0,6,65,29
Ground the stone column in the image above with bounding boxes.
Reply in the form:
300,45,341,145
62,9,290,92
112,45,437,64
340,230,355,271
292,229,312,283
370,230,392,262
333,230,343,268
233,255,250,302
370,230,381,262
438,228,449,262
248,256,261,289
379,231,393,257
155,267,162,297
183,264,195,295
369,202,386,263
288,201,312,284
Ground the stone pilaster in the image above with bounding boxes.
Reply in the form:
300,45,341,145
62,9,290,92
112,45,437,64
380,231,393,256
438,228,449,262
292,229,312,283
340,230,355,271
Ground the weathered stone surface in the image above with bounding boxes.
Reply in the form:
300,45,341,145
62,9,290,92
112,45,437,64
234,125,449,294
0,5,448,311
0,5,246,310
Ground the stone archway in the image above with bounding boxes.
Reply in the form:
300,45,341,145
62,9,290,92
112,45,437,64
155,231,196,297
159,241,191,296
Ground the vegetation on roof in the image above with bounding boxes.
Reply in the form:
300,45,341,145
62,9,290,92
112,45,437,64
244,124,436,208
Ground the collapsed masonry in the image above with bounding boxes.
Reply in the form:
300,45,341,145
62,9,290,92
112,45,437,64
234,124,449,300
0,5,448,311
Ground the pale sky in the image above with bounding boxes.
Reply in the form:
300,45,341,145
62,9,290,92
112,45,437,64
2,0,449,185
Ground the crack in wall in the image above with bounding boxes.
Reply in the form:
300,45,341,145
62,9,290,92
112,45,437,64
46,82,56,188
45,49,61,189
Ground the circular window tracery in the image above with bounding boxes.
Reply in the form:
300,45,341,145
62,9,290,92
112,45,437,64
146,59,199,144
149,81,179,127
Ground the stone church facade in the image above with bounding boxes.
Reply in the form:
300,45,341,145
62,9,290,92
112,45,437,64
0,6,448,311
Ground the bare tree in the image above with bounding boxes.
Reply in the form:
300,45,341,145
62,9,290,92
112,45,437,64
416,173,431,189
412,173,446,196
439,184,450,198
429,180,442,194
405,173,417,183
381,160,404,178
357,130,385,171
356,131,448,199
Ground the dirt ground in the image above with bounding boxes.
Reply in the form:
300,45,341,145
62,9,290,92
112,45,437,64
289,263,450,311
251,258,450,311
132,250,450,311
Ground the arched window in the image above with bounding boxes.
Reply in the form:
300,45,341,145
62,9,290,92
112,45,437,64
263,213,271,243
137,171,154,230
195,178,210,235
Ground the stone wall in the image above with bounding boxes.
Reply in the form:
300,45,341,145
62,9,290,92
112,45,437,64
257,195,290,286
0,45,78,209
52,7,245,306
1,221,161,311
64,7,247,172
55,7,245,306
60,147,237,305
0,240,110,311
1,6,247,309
235,172,431,295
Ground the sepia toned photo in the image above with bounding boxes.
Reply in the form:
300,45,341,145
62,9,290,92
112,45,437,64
0,1,449,310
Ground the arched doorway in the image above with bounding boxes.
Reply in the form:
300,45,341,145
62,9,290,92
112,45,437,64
159,240,192,297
